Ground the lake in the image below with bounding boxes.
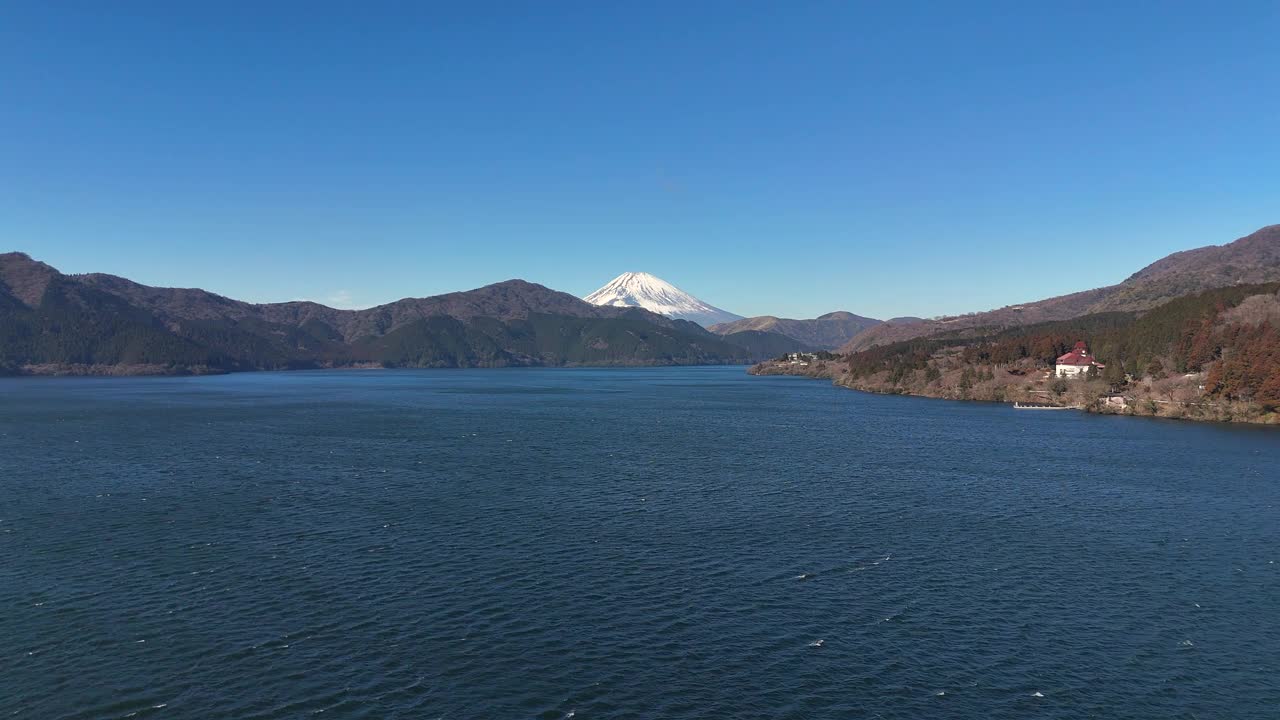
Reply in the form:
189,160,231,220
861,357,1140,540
1,366,1277,719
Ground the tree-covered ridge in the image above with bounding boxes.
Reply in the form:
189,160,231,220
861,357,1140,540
0,276,219,373
351,312,754,368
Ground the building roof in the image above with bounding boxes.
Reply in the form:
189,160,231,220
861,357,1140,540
1056,341,1104,367
1055,350,1094,366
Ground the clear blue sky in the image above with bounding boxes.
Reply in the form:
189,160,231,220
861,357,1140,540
2,2,1277,319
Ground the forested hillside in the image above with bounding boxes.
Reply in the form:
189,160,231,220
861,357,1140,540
0,253,782,375
840,283,1280,411
753,283,1280,423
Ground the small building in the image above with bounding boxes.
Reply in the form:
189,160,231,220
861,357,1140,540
1055,341,1105,378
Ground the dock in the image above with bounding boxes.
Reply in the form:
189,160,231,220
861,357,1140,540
1013,402,1075,410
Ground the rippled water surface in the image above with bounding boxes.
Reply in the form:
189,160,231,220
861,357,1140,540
2,367,1278,719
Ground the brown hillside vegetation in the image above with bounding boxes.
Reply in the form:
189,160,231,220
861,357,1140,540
760,283,1280,424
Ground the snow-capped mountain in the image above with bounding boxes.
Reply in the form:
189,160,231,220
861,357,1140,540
584,272,744,327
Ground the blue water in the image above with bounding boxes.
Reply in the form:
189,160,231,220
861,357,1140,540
1,366,1277,719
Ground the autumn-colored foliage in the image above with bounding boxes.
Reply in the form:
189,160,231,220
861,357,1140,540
1205,321,1280,409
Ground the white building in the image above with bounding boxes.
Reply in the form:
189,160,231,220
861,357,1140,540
1055,341,1104,377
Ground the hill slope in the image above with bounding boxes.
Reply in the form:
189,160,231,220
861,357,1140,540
842,225,1280,352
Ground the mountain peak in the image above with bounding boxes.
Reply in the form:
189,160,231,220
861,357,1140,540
616,271,659,280
600,271,680,294
584,272,743,327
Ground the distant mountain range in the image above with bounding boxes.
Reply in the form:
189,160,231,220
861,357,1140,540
584,272,743,326
0,255,799,375
8,225,1272,376
842,225,1280,353
709,311,881,350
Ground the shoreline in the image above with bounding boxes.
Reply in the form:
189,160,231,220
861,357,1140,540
2,359,759,379
749,361,1280,427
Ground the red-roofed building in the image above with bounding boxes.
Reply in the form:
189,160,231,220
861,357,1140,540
1055,341,1105,377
